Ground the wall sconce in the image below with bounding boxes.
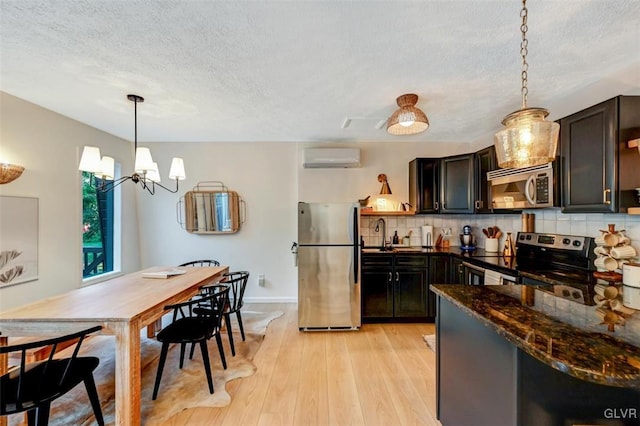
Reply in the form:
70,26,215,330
628,138,640,154
0,163,25,184
378,174,392,194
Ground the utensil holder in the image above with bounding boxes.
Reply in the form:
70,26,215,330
485,238,499,252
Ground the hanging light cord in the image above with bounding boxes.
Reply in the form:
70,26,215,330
520,0,529,109
133,96,139,157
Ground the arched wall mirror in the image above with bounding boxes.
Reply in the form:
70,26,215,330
178,182,245,234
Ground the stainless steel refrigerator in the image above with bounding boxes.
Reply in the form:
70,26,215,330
297,202,361,330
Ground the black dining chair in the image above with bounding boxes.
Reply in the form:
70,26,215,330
152,286,230,400
179,259,220,267
211,271,250,356
0,326,104,426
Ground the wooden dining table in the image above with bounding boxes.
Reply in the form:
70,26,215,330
0,265,228,426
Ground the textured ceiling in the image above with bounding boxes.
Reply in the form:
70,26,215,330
1,0,639,145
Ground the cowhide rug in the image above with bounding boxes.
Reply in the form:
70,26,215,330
423,334,436,352
7,310,283,426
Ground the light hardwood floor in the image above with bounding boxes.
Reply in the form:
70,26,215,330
163,303,441,426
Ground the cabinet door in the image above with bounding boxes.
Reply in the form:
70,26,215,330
394,267,429,317
474,146,496,214
409,158,440,213
428,255,451,316
440,154,475,214
361,268,393,318
561,98,617,212
450,257,465,284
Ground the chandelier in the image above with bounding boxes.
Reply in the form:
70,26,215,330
78,94,186,194
494,0,559,169
386,94,429,135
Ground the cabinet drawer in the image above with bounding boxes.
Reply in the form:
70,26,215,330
395,255,428,268
362,254,393,267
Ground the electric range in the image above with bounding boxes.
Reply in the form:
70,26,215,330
515,232,597,305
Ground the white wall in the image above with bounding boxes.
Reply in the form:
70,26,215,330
0,92,141,311
137,142,299,302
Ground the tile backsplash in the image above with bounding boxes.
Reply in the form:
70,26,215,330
361,208,640,255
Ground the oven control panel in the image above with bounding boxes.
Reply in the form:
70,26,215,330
516,232,592,252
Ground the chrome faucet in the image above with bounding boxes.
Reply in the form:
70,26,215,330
374,218,386,249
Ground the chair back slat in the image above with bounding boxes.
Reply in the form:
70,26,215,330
0,326,102,418
220,271,249,312
179,259,220,267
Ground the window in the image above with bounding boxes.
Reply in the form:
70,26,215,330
82,172,115,279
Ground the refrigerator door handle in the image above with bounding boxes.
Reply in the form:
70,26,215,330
353,244,358,283
352,206,359,284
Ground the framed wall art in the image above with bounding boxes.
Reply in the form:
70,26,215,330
0,196,38,287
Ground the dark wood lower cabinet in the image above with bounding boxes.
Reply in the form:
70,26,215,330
361,255,394,318
361,254,430,322
395,266,429,318
449,256,465,284
428,255,451,316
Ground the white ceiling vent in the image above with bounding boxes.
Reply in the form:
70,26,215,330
303,148,361,168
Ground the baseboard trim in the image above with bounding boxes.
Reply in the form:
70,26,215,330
244,297,297,304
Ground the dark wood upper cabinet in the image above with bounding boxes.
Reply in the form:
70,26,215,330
560,95,640,213
409,147,498,215
409,158,440,213
440,154,475,214
474,145,497,214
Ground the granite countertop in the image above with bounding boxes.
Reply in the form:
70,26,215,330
431,284,640,389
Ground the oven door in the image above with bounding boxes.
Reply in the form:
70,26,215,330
462,262,485,285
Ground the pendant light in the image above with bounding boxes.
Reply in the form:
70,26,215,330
386,94,429,135
494,0,559,169
79,94,186,194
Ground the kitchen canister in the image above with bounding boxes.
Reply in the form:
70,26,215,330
622,262,640,310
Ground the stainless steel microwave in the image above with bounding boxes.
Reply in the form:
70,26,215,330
487,163,554,209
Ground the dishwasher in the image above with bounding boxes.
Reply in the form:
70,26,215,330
461,261,518,286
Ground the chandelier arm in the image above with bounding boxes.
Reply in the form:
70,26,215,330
141,181,155,196
94,175,133,192
148,179,180,194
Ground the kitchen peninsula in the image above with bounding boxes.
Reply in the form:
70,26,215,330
432,284,640,426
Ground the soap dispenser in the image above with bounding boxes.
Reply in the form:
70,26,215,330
392,231,399,245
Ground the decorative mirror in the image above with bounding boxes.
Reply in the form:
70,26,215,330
177,182,245,234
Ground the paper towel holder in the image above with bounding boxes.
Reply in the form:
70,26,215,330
421,225,434,248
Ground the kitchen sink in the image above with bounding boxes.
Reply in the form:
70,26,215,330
362,248,389,253
392,247,424,252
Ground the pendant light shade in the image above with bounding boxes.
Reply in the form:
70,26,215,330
79,146,103,174
494,107,559,169
494,0,559,168
386,94,429,135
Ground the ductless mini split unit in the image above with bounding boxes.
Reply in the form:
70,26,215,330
302,148,361,168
